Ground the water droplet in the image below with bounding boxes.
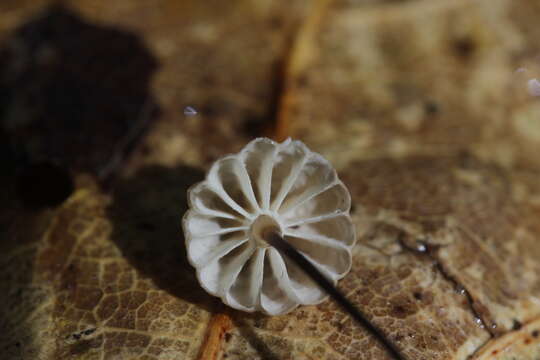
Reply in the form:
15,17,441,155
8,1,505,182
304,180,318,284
515,67,528,74
455,285,466,295
474,317,485,328
416,242,427,252
527,79,540,97
184,106,198,116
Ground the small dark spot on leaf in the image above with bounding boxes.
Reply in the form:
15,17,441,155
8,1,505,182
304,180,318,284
82,328,96,336
254,318,265,328
512,319,523,330
201,74,217,87
394,305,406,314
70,340,92,355
224,333,232,342
296,74,309,88
453,37,476,59
413,292,423,301
269,16,283,29
424,101,439,115
67,328,97,341
532,330,539,338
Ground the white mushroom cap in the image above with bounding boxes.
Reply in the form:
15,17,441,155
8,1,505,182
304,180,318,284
182,138,356,315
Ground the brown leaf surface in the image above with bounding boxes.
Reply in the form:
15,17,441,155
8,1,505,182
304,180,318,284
3,0,540,359
1,164,491,360
278,0,540,358
5,156,540,359
472,316,540,359
343,155,540,340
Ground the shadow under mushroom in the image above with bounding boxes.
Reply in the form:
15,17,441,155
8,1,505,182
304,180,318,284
107,164,222,313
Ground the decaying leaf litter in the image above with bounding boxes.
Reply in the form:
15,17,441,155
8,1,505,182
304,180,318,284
2,0,540,359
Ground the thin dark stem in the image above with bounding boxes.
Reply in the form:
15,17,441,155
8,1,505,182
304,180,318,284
266,232,404,360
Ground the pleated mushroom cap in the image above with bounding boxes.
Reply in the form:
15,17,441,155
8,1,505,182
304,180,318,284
182,138,356,315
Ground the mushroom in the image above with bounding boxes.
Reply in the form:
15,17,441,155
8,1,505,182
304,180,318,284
182,138,356,315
